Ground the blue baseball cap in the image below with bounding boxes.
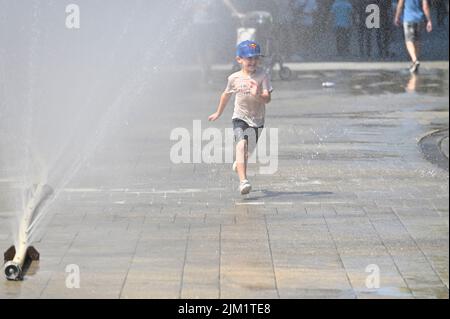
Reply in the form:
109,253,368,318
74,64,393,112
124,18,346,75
236,40,263,58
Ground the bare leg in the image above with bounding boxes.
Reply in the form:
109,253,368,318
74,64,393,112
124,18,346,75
235,139,248,182
406,41,419,62
415,41,421,60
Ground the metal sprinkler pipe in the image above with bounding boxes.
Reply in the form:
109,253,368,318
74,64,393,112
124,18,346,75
4,184,53,281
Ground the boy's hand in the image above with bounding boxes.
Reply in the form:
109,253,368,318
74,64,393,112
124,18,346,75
208,112,220,121
249,79,260,97
260,90,271,104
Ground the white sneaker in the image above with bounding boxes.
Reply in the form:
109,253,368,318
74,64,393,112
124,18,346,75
232,161,237,172
409,60,420,74
240,179,252,195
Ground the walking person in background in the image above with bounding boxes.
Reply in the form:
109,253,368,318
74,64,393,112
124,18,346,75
353,0,377,58
192,0,217,84
317,0,335,27
431,0,449,27
331,0,353,57
277,0,298,60
191,0,245,84
395,0,433,73
375,0,393,59
292,0,318,56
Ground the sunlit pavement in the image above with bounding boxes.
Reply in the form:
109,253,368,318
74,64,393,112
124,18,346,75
0,62,448,299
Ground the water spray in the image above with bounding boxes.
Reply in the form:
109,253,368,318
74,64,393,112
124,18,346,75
4,184,53,281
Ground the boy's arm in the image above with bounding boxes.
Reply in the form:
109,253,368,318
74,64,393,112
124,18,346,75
208,91,232,121
249,79,272,104
422,0,433,32
259,90,271,104
394,0,405,26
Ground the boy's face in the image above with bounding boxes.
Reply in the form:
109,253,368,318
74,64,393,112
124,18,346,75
236,56,260,73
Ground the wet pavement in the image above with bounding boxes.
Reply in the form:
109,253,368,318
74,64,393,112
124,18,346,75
441,137,449,159
0,63,448,299
419,129,449,172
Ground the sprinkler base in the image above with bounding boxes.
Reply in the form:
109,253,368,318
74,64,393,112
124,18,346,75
4,245,40,281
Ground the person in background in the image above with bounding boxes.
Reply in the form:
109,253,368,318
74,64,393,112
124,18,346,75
375,0,393,59
292,0,319,56
431,0,449,27
192,0,217,84
277,0,298,60
394,0,433,73
331,0,353,57
317,0,335,28
191,0,250,84
353,0,375,58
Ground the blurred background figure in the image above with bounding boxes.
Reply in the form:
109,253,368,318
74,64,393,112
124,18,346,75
353,0,375,58
317,0,335,27
355,0,393,59
191,0,245,83
395,0,433,73
276,0,298,60
376,0,394,59
292,0,318,57
191,0,218,83
331,0,353,57
188,0,446,67
430,0,449,27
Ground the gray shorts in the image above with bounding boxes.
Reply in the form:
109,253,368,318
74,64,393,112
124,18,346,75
403,22,422,42
232,119,264,144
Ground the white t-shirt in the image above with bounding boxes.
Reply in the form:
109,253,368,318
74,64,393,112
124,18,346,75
225,69,273,128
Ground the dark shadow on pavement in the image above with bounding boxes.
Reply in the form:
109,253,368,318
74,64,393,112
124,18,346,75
419,129,449,171
243,190,334,201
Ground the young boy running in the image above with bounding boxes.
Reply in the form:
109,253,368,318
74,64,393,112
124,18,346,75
208,40,273,195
